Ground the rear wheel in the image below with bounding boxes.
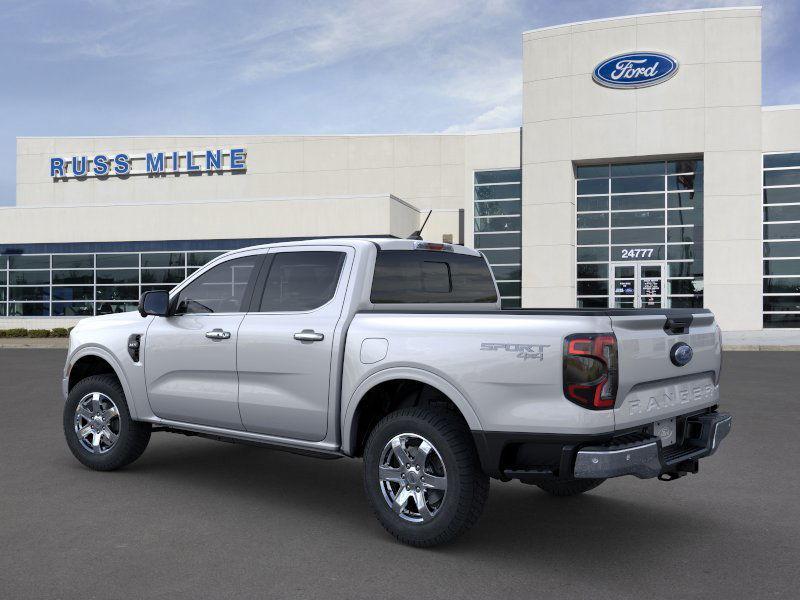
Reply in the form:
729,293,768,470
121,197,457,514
363,408,489,547
63,374,151,471
535,478,605,497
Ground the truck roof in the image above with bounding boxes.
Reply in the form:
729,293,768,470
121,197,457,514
228,237,484,257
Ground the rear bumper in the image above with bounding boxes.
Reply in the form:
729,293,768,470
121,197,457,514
573,412,732,479
472,409,731,481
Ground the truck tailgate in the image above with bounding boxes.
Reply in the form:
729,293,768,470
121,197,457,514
611,311,721,431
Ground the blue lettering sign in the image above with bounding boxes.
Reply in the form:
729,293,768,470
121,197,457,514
50,158,65,177
186,150,200,172
171,151,180,172
593,52,678,89
146,152,165,173
206,149,221,170
93,154,109,176
230,148,246,170
72,156,88,177
113,153,130,175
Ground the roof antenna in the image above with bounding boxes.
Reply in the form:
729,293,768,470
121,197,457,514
407,210,433,240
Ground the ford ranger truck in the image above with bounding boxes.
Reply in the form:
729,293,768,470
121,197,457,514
62,238,731,547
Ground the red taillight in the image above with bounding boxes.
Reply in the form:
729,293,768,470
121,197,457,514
563,333,618,410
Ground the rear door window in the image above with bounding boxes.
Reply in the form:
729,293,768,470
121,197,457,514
371,250,497,303
258,251,346,312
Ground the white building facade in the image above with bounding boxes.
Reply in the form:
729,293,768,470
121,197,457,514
3,6,800,332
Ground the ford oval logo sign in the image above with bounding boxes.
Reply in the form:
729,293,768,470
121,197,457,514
670,342,693,367
593,52,679,89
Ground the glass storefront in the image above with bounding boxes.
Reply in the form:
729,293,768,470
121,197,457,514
576,159,704,308
474,169,522,308
763,152,800,328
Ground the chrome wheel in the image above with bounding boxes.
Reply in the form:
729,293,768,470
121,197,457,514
379,433,448,523
74,392,120,454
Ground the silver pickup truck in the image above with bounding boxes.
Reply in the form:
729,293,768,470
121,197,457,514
62,238,731,546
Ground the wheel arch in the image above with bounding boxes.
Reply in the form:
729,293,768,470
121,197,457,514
67,347,138,419
342,367,482,457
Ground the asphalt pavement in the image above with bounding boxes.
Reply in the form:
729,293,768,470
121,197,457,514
0,349,798,599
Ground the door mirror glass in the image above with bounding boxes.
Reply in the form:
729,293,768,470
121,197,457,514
138,290,170,317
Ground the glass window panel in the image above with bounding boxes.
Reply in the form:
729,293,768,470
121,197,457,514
611,228,664,244
52,286,94,301
474,200,521,216
480,249,521,264
577,230,608,245
764,223,800,240
667,227,694,243
187,251,225,267
0,288,5,301
763,187,800,204
576,179,608,195
474,170,520,184
614,265,635,278
577,247,608,262
764,259,800,276
96,285,139,301
577,197,608,212
764,205,800,223
141,268,185,284
96,254,138,268
474,216,520,232
500,298,521,309
261,252,349,311
764,278,800,294
763,296,800,312
668,279,703,295
764,153,800,169
0,271,6,285
667,191,702,209
667,160,702,174
52,302,94,316
764,241,800,258
141,284,176,294
667,209,700,225
611,194,663,210
611,176,663,194
577,213,608,228
764,170,800,187
576,165,608,178
9,271,50,285
668,262,695,277
474,232,521,248
52,254,93,269
0,255,6,269
577,264,608,279
669,295,704,308
96,269,138,284
578,297,608,308
577,281,608,295
9,255,49,269
491,265,521,281
611,210,664,228
474,184,521,200
611,162,664,177
667,174,701,191
9,287,50,301
764,313,800,327
7,302,49,316
667,245,694,261
176,255,260,314
612,246,665,261
497,281,521,296
95,302,136,315
141,252,186,268
0,304,5,316
52,270,93,284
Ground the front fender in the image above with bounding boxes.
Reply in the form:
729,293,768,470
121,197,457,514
341,366,483,456
65,345,139,420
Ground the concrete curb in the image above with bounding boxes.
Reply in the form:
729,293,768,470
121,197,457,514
0,339,69,349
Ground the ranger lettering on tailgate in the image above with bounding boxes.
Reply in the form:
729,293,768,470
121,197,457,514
628,384,716,415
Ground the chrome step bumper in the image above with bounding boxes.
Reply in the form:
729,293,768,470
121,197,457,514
574,412,732,479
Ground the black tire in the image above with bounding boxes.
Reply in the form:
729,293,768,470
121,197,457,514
535,478,605,497
63,374,151,471
363,408,489,547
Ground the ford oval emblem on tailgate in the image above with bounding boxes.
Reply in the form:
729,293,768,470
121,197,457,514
670,342,693,367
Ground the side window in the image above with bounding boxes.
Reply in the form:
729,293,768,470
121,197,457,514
174,255,259,314
259,251,346,312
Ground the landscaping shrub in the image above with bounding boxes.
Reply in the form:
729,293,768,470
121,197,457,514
2,328,28,338
50,328,70,337
28,329,52,338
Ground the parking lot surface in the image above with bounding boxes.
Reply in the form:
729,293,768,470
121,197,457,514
1,349,798,599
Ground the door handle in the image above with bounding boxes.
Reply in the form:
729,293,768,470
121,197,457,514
294,329,324,342
205,329,231,340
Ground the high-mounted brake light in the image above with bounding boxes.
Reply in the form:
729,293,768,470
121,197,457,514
563,333,618,410
413,241,453,252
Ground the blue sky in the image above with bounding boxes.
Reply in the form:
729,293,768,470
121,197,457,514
1,0,798,206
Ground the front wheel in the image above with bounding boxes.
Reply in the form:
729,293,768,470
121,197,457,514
63,374,151,471
363,408,489,547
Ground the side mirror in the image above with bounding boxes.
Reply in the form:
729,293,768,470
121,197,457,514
138,290,171,317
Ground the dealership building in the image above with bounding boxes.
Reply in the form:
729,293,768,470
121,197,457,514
2,6,800,333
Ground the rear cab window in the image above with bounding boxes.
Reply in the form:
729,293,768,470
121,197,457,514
370,250,498,304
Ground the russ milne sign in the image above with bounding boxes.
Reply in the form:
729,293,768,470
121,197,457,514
593,52,678,89
50,148,246,179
